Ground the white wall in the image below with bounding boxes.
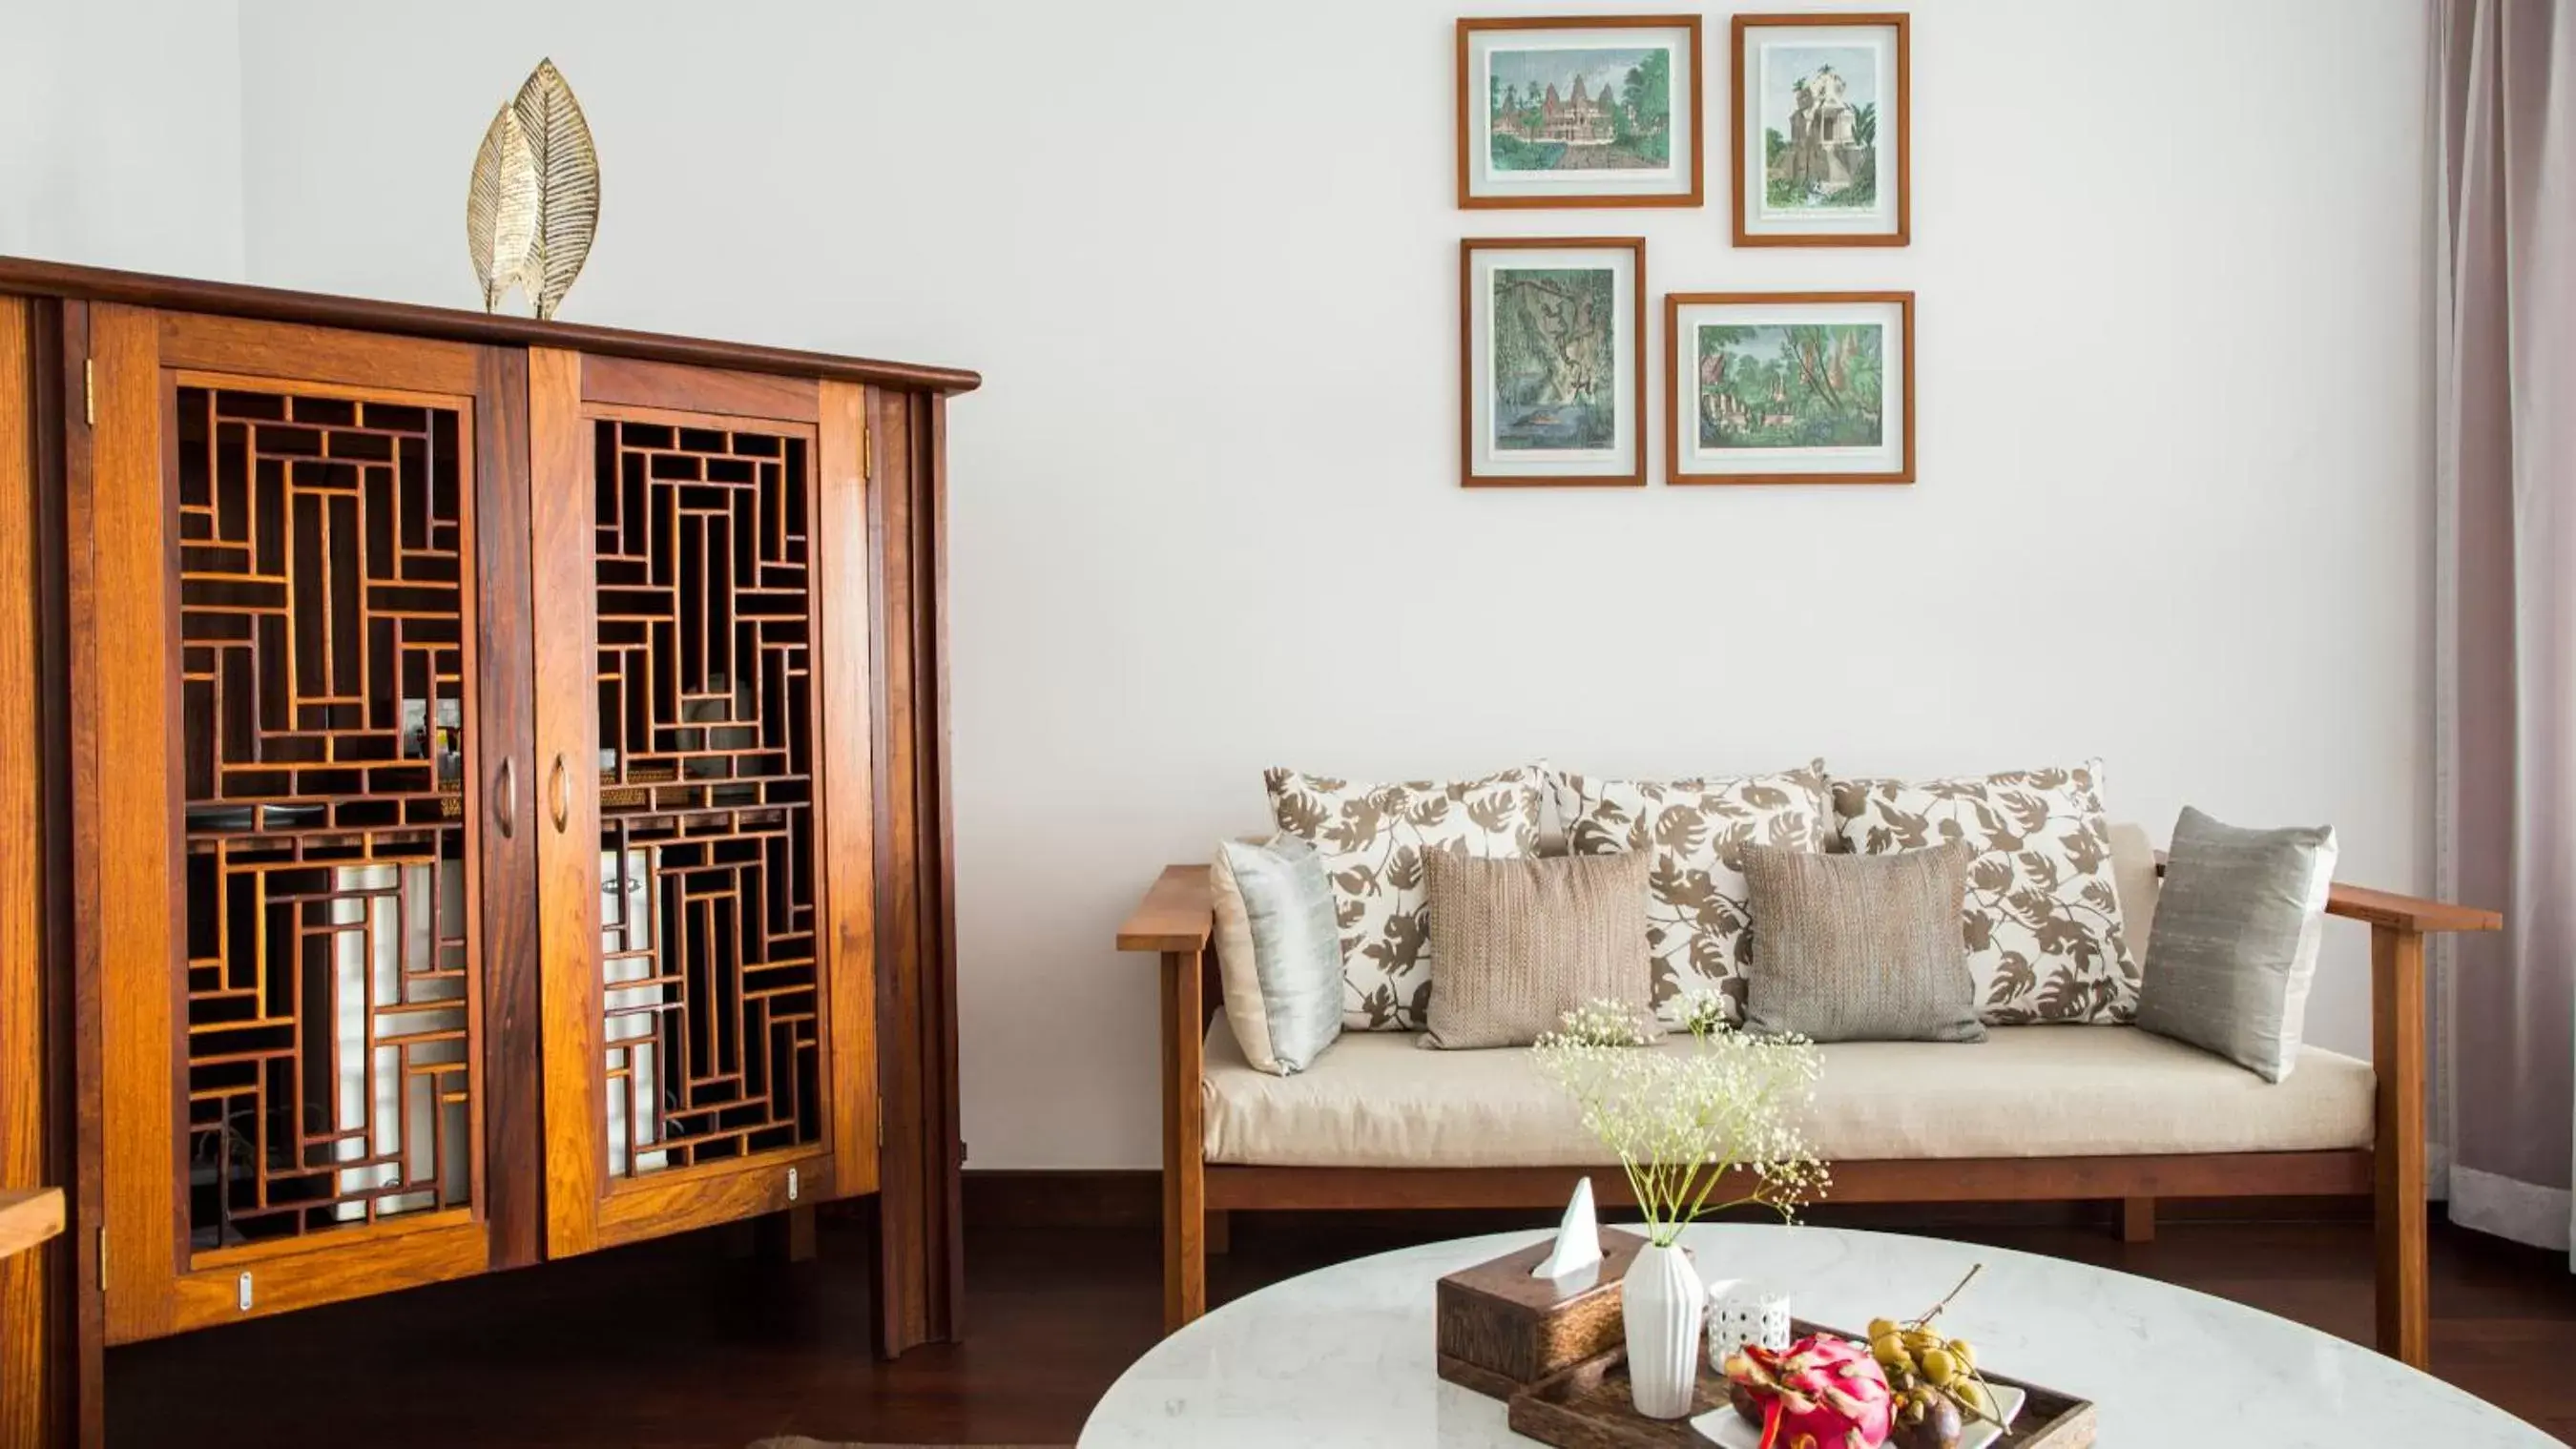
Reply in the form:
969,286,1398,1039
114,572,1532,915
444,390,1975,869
0,0,245,279
218,0,2435,1168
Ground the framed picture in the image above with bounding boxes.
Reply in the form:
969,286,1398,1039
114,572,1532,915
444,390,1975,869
1456,16,1702,209
1731,13,1909,245
1665,291,1914,485
1462,238,1646,487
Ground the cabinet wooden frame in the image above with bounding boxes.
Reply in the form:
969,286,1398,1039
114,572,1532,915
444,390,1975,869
529,351,879,1259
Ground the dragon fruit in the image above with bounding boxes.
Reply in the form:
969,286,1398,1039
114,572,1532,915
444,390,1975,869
1722,1334,1896,1449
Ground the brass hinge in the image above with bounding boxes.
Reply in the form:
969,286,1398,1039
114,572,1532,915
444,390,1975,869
874,1096,883,1149
95,1226,106,1295
861,422,873,484
83,358,94,426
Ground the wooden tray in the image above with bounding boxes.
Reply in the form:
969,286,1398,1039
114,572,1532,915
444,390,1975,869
1506,1321,2097,1449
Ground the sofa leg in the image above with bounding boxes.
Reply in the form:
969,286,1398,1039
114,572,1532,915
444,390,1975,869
2372,924,2431,1368
1162,947,1209,1334
1206,1209,1232,1255
2119,1196,2155,1244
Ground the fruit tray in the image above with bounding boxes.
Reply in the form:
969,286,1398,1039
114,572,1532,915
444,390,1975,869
1506,1320,2096,1449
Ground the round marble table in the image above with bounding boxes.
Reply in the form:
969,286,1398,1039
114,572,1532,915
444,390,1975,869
1080,1224,2552,1447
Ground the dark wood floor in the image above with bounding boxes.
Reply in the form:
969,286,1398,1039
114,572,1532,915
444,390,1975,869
106,1207,2576,1447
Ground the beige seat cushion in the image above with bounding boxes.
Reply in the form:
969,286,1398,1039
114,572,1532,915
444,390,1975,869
1201,1015,2372,1167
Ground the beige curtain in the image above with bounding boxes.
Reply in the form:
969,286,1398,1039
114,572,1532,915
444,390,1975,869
2434,0,2576,1258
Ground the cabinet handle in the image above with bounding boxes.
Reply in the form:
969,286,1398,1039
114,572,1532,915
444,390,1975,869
549,753,570,833
496,756,518,839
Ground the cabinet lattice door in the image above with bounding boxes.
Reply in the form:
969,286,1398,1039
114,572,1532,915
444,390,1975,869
531,355,874,1257
177,382,476,1246
591,416,823,1177
91,309,517,1341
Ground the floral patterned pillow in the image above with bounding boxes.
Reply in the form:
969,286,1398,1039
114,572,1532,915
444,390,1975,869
1263,765,1544,1030
1549,762,1833,1027
1831,760,2137,1025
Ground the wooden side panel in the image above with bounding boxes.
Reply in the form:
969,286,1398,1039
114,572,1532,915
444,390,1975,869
528,346,603,1260
817,381,879,1198
869,387,963,1356
57,297,105,1448
472,348,543,1271
85,303,181,1346
0,294,58,1443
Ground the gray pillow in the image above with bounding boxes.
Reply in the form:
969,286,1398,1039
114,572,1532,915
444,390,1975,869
2133,806,2337,1083
1740,842,1985,1043
1210,837,1343,1075
1421,849,1654,1049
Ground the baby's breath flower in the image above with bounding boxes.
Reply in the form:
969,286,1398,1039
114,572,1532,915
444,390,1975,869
1531,1002,1827,1247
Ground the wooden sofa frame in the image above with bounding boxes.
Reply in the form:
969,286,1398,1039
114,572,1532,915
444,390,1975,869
1117,863,2500,1369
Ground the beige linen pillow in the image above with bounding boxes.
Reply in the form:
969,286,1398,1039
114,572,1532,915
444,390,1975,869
1740,842,1984,1043
1421,849,1654,1049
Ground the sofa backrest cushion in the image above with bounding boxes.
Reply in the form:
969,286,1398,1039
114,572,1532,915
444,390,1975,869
1832,760,2139,1025
1548,761,1835,1029
2109,820,2161,963
1263,764,1546,1031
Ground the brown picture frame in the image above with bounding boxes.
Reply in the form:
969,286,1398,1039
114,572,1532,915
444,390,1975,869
1462,237,1648,488
1664,290,1915,486
1730,12,1910,247
1456,15,1705,210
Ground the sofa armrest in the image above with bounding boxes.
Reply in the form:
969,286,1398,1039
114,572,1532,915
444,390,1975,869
1119,864,1215,953
1121,865,1216,1331
2323,881,2501,934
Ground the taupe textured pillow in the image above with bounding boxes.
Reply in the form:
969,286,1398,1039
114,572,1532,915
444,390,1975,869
1740,842,1985,1043
1421,849,1653,1049
2133,806,2337,1083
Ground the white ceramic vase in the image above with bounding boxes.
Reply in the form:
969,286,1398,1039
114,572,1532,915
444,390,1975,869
1621,1240,1704,1419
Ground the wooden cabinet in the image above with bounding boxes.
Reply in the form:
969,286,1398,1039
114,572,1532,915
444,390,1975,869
0,259,973,1447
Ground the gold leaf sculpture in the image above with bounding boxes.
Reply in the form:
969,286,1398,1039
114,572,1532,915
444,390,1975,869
465,107,536,312
463,58,599,320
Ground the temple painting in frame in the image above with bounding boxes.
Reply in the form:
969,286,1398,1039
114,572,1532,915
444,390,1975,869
1458,16,1702,208
1733,13,1909,244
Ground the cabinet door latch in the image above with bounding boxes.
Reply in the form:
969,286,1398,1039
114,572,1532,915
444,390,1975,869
786,1166,800,1203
